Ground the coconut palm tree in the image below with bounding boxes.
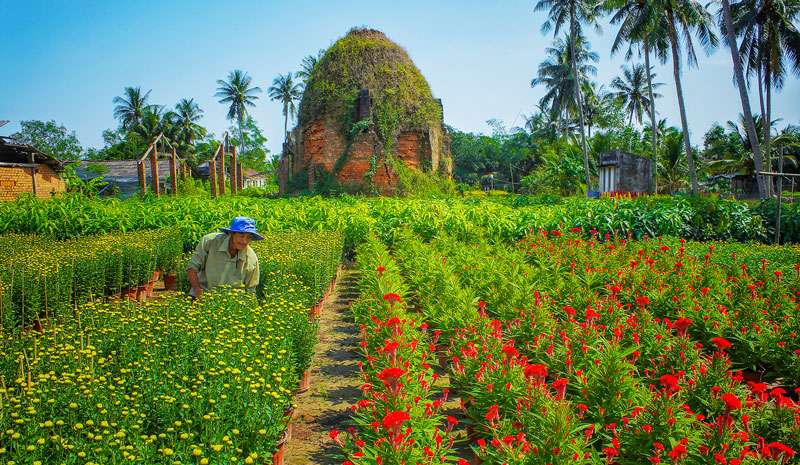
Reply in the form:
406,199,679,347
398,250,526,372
173,98,205,147
732,0,800,192
113,86,152,131
534,0,602,191
172,98,206,162
531,35,599,139
296,49,325,89
610,64,664,125
715,0,768,197
658,127,689,193
268,73,303,144
215,70,262,156
651,0,719,195
131,105,169,145
606,0,670,191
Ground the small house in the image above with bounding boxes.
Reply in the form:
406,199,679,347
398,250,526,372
76,159,182,198
243,169,274,189
598,150,653,195
0,136,67,201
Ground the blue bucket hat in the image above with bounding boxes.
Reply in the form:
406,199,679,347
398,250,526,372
218,216,264,241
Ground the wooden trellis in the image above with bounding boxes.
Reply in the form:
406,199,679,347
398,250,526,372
137,133,187,198
208,132,244,198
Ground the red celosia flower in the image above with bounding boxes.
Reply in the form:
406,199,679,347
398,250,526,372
660,374,679,393
552,378,569,400
668,444,688,462
711,337,731,351
524,364,548,384
501,345,519,359
377,367,407,395
721,393,741,413
382,411,410,435
674,317,692,335
383,293,402,304
636,296,651,308
767,442,795,462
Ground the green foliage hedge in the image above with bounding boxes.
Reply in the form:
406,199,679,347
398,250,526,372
0,193,793,252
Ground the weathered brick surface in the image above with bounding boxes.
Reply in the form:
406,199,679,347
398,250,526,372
293,117,447,193
0,165,66,201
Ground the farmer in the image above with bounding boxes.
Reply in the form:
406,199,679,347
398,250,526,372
186,216,262,300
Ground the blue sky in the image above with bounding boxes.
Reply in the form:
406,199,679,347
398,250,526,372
2,0,798,158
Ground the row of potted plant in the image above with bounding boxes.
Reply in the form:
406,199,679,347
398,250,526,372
0,288,299,464
0,228,346,464
0,230,183,330
332,236,463,464
359,227,800,464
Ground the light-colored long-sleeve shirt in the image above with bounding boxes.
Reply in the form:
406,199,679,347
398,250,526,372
186,232,259,295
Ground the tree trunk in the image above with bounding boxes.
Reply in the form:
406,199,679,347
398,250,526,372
764,67,772,195
284,102,289,144
644,37,659,194
668,17,700,196
569,11,592,192
722,0,767,198
238,120,246,174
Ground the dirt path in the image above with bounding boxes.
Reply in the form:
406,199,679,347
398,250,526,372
285,264,362,464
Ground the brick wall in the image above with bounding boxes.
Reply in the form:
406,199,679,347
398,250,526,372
295,117,444,193
0,164,67,201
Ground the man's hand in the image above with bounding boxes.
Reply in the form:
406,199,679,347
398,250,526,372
186,269,203,301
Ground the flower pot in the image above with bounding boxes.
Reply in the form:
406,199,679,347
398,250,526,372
124,287,137,300
271,431,289,465
151,271,160,282
136,285,148,302
283,406,295,442
146,281,155,297
466,423,480,444
309,304,321,320
163,274,177,291
740,369,764,384
296,370,311,394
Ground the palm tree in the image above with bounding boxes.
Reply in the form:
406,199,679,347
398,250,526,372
173,98,206,161
610,64,664,125
658,127,689,193
607,0,670,192
732,0,800,193
652,0,719,195
131,105,170,146
215,70,262,157
296,49,325,89
268,73,303,144
531,35,599,139
534,0,601,191
113,86,152,131
717,0,768,198
581,82,615,138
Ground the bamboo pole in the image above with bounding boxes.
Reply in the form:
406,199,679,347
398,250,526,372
138,161,146,195
170,148,178,196
150,144,160,198
210,161,218,198
29,153,38,196
217,149,226,195
230,146,238,194
776,145,785,244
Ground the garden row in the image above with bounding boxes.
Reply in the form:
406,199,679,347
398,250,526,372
0,230,183,329
0,230,344,464
3,194,798,250
336,227,799,464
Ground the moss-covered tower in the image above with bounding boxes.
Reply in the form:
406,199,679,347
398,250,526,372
279,28,452,194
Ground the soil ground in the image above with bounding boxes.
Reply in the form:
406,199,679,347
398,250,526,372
284,265,362,464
